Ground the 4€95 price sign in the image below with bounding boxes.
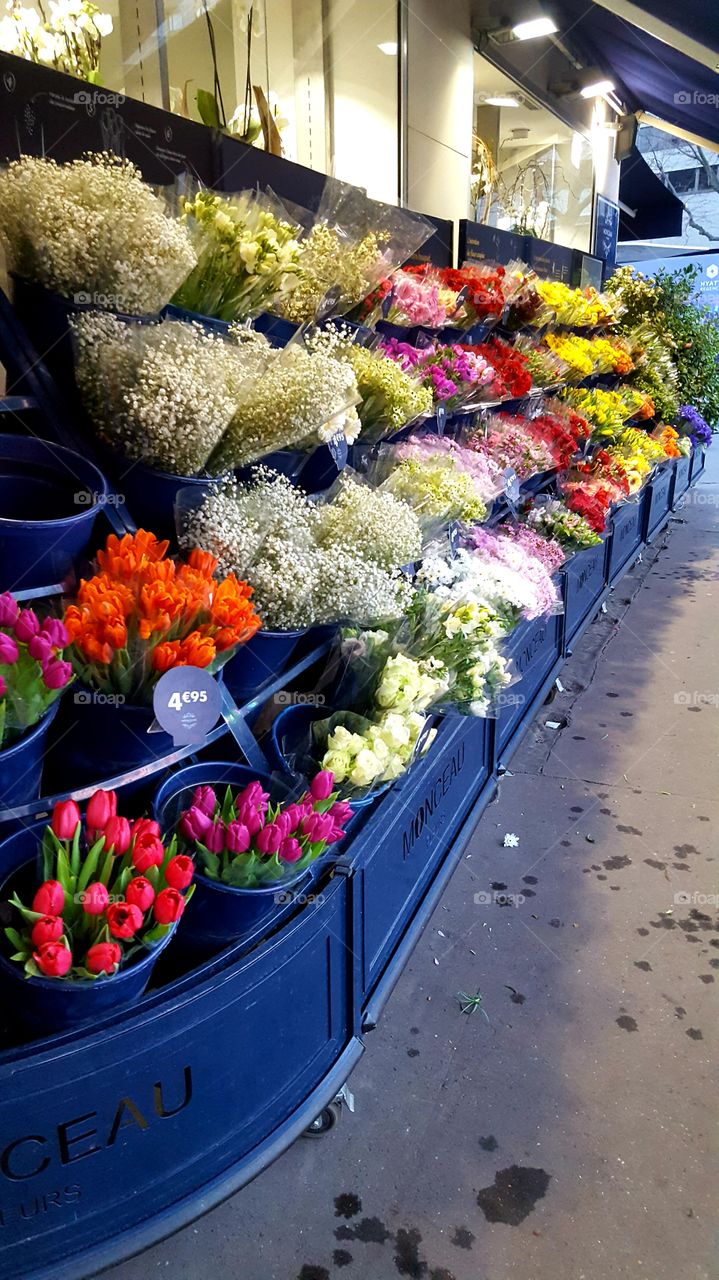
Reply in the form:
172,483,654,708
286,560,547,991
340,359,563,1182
153,666,223,746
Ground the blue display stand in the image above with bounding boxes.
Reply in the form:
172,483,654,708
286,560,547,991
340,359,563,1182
495,612,563,768
562,541,609,647
644,462,675,541
672,454,692,505
607,496,646,584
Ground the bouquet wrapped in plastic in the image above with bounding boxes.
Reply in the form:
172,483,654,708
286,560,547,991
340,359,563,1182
0,594,73,748
464,414,556,481
373,434,504,526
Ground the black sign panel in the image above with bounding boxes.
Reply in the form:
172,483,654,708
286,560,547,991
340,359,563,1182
405,215,453,269
458,220,525,266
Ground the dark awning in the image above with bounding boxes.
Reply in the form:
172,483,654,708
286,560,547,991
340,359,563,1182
553,1,719,147
618,148,685,242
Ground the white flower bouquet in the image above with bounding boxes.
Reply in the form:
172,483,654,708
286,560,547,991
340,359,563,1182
72,314,271,476
171,188,301,323
206,334,362,472
179,471,416,630
0,2,112,80
0,154,195,314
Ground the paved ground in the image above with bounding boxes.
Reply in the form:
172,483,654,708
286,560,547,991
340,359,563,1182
109,454,718,1280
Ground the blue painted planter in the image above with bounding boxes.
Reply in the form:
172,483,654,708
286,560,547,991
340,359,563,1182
644,462,675,541
562,540,609,646
45,691,174,791
0,822,175,1035
0,702,60,815
607,498,645,584
0,435,108,591
223,629,307,703
690,446,706,482
111,457,216,543
495,611,563,758
175,864,311,956
672,454,691,506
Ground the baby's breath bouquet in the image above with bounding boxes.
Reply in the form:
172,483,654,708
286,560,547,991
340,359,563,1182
72,314,271,475
171,188,301,322
307,326,433,441
179,472,416,631
206,334,362,472
0,154,195,314
275,222,390,324
314,474,422,571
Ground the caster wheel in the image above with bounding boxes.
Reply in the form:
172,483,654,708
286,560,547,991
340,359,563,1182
303,1101,341,1137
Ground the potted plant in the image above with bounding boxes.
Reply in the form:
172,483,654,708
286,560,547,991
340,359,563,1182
168,769,351,949
0,792,194,1035
49,529,262,787
0,594,73,809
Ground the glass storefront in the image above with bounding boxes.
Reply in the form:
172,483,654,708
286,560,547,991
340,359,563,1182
472,52,594,251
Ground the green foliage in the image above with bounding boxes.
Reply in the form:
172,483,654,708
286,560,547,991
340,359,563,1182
607,265,719,427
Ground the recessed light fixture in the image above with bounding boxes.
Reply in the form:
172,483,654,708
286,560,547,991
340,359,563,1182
511,16,557,40
377,41,398,55
580,78,615,98
484,95,521,107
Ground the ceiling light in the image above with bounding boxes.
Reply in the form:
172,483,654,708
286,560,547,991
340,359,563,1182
484,95,521,107
377,41,398,55
580,77,615,98
511,16,557,40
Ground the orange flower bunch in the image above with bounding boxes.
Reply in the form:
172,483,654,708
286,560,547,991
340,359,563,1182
656,425,683,458
64,531,261,703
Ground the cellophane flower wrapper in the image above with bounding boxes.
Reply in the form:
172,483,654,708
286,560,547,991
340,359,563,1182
169,181,302,322
368,435,504,529
461,336,533,399
368,266,461,330
176,471,416,630
524,496,603,554
0,153,196,314
678,405,713,449
462,414,556,481
449,260,526,329
512,335,569,388
0,595,74,748
274,182,433,324
461,526,564,618
71,313,272,476
63,530,262,705
206,326,362,471
301,707,437,798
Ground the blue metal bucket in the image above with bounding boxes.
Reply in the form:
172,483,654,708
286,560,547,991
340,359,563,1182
252,312,299,347
175,864,310,955
268,704,384,818
0,701,59,814
111,457,216,542
0,822,175,1035
0,435,109,591
223,629,307,702
152,760,279,834
45,690,173,791
161,303,231,335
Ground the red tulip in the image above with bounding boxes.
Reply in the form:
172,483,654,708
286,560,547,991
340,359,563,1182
82,882,109,916
51,799,81,841
154,888,185,925
30,916,63,947
32,879,65,915
164,855,194,891
106,902,143,939
132,832,164,873
33,942,72,978
86,788,117,833
103,816,131,856
130,817,161,842
86,942,122,975
125,876,155,912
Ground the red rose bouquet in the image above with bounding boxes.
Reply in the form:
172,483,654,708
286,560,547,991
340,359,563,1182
4,792,193,980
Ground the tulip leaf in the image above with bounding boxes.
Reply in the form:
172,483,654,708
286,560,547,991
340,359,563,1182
143,922,171,944
77,837,105,893
70,822,82,879
199,849,220,879
98,848,115,887
9,893,45,924
221,785,234,825
4,927,26,952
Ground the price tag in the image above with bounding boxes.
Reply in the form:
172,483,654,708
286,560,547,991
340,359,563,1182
436,403,447,436
153,667,223,746
327,430,348,469
503,466,521,505
448,520,461,554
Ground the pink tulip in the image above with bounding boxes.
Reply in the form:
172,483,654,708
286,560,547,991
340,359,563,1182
237,801,263,836
0,633,19,665
191,784,217,817
14,609,40,643
28,634,53,663
225,820,250,854
179,806,212,842
40,617,69,648
309,770,334,802
0,593,19,627
329,800,353,827
41,657,72,689
255,822,282,855
205,820,226,854
279,837,303,863
82,882,109,916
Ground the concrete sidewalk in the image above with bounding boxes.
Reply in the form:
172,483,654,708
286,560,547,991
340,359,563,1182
109,453,718,1280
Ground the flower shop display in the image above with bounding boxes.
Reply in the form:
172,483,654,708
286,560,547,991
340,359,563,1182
360,267,456,329
560,450,631,533
0,794,191,1031
0,2,112,79
512,336,568,388
170,188,301,323
562,386,653,439
379,337,501,408
72,314,270,476
0,154,195,314
63,530,261,703
525,498,602,551
376,435,503,525
465,414,556,481
534,282,619,329
604,426,667,492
